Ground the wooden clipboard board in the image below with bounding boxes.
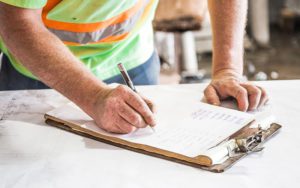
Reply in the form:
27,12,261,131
45,114,281,173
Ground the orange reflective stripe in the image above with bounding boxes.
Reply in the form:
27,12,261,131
42,0,144,33
42,0,62,16
137,0,156,26
99,33,130,43
62,41,83,46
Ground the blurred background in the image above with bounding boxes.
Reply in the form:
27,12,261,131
154,0,300,84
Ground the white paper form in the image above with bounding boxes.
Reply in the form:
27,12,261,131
47,85,254,157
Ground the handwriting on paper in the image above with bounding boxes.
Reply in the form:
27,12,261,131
191,108,246,125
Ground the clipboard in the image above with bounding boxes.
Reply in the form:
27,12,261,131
45,113,281,173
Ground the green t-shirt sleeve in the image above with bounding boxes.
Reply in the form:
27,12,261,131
0,0,47,9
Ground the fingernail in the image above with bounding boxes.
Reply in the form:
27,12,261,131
152,121,157,127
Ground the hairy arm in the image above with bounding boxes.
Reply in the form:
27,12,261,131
208,0,246,75
0,3,105,115
0,3,156,133
204,0,268,111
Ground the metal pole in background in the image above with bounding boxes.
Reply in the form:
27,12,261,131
181,31,198,73
250,0,270,47
180,31,205,83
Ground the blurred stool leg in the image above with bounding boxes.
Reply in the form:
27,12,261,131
250,0,270,47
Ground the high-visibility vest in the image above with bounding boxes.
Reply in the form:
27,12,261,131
43,0,156,45
0,0,158,80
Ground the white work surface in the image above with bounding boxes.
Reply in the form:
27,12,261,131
0,80,299,188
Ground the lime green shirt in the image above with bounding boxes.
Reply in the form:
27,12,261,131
0,0,158,80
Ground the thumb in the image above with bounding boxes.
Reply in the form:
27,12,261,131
204,85,221,106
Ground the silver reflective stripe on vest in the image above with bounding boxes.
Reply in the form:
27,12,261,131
47,0,148,44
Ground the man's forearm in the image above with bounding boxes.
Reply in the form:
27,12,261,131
0,5,107,115
208,0,248,77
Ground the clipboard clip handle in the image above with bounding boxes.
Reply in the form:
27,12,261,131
235,128,266,153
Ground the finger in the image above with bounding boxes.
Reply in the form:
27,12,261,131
118,103,147,128
241,83,262,111
141,95,157,113
257,86,269,107
115,117,136,134
226,84,249,111
204,85,221,106
125,91,157,126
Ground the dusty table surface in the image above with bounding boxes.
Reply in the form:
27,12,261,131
0,81,299,188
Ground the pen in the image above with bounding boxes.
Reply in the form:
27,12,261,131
117,63,137,92
117,63,155,132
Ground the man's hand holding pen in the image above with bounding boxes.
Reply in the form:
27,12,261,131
91,85,157,134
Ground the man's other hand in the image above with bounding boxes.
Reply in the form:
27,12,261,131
204,70,268,111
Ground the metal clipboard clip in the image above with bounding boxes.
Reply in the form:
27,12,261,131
227,127,270,158
205,123,281,172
